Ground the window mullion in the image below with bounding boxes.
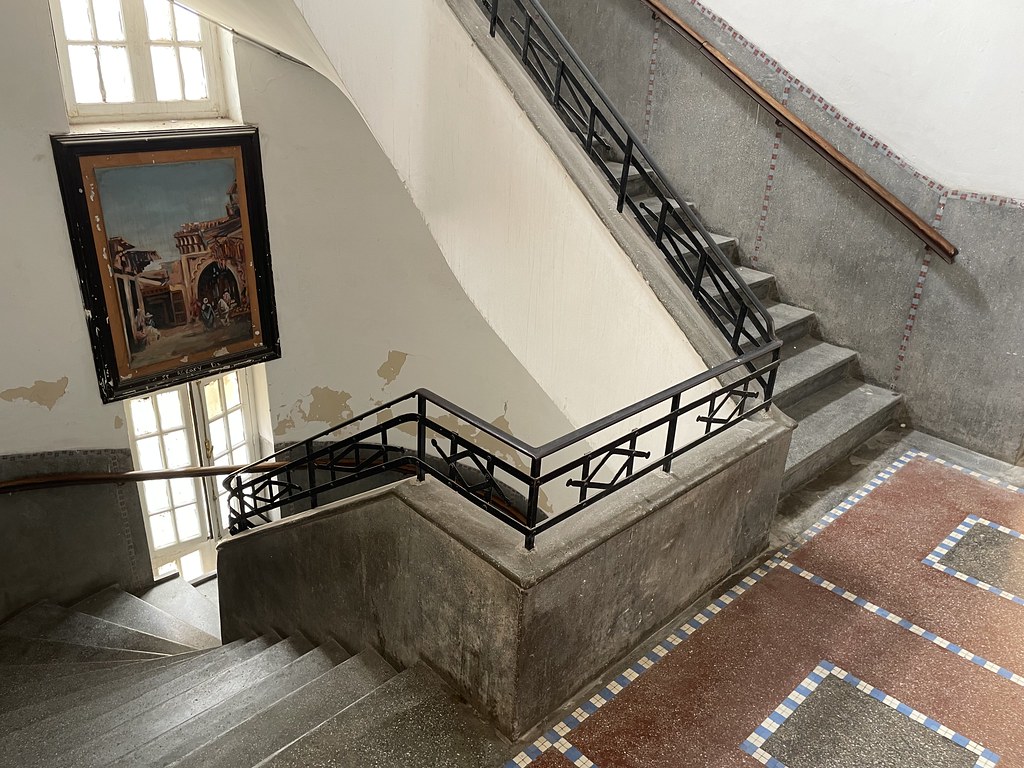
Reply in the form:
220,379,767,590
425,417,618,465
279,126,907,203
124,0,156,104
190,380,222,542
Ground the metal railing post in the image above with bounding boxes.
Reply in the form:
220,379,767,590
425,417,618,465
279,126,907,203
306,439,318,510
417,395,427,482
663,393,681,472
489,0,499,36
525,456,542,550
617,137,633,212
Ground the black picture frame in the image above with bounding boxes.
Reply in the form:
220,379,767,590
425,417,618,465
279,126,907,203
52,126,280,403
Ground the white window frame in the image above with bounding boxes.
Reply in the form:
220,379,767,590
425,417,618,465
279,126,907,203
49,0,228,123
125,368,262,581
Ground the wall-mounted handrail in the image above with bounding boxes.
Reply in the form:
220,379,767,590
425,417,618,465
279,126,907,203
638,0,957,263
0,462,288,494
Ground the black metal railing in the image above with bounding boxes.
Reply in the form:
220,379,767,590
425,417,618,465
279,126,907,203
226,349,778,549
481,0,777,363
224,0,782,549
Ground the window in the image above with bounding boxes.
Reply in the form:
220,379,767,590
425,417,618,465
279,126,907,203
125,369,259,582
49,0,226,121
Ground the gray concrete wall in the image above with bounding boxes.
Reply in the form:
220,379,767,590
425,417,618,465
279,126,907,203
217,413,790,737
0,450,153,621
538,0,1024,463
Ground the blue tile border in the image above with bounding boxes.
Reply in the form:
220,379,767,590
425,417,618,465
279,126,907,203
740,661,1000,768
504,449,1024,766
924,515,1024,607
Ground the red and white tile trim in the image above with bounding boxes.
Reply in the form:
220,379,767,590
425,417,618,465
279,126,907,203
642,16,662,144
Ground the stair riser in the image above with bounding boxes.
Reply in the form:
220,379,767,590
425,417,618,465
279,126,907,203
775,359,854,411
776,314,815,345
782,398,901,496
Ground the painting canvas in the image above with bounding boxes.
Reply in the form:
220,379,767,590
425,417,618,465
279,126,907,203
52,128,280,402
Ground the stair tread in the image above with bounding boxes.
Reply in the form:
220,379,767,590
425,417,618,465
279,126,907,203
113,641,350,768
73,585,220,650
775,337,858,407
706,265,775,301
0,638,266,766
256,665,506,768
138,577,220,640
783,379,901,492
170,648,397,768
0,649,208,717
0,601,195,655
0,634,164,665
66,638,312,767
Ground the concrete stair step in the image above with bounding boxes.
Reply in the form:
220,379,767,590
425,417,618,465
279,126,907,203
782,379,902,496
0,649,208,716
255,664,507,768
64,637,313,767
0,638,268,765
707,265,776,302
605,160,656,198
137,576,220,640
774,336,858,410
192,575,219,608
0,635,163,665
765,301,816,344
0,601,195,655
0,659,149,696
73,585,220,650
113,640,351,768
169,648,397,768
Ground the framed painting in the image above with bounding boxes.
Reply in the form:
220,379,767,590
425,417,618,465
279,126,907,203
52,126,280,402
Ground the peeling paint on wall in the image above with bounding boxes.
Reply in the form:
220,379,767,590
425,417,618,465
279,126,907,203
0,377,69,410
376,350,408,387
273,412,296,437
113,414,124,430
305,386,353,424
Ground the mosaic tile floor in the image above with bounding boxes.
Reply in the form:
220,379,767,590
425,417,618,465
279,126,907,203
505,451,1024,767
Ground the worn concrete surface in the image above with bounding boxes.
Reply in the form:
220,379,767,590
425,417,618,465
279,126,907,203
531,0,1024,463
218,413,789,737
0,449,152,622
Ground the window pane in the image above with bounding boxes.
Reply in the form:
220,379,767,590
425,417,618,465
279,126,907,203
144,0,173,40
179,46,208,100
227,410,245,448
218,493,231,530
98,45,134,102
150,511,177,549
209,418,228,457
222,372,240,408
169,477,196,506
156,390,184,430
142,480,171,512
135,435,164,471
174,504,201,541
156,562,177,577
173,4,202,42
163,429,191,468
92,0,125,41
203,380,223,417
150,45,182,100
130,397,158,436
60,0,94,40
178,550,204,581
231,444,250,466
68,45,103,103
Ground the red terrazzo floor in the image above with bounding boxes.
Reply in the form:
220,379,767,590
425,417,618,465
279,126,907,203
507,453,1024,768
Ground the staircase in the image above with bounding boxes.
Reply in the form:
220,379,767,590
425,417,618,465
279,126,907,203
629,190,903,496
0,578,506,767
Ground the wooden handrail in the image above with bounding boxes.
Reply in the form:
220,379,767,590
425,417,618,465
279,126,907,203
0,463,288,494
639,0,957,263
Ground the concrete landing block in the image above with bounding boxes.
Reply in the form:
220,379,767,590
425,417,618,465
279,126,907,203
137,577,220,640
219,416,790,737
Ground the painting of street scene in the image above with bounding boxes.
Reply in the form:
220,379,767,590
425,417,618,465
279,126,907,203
94,155,258,372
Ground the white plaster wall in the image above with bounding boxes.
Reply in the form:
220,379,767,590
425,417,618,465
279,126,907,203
695,0,1024,199
0,0,573,457
0,0,128,453
292,0,713,435
231,38,574,448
